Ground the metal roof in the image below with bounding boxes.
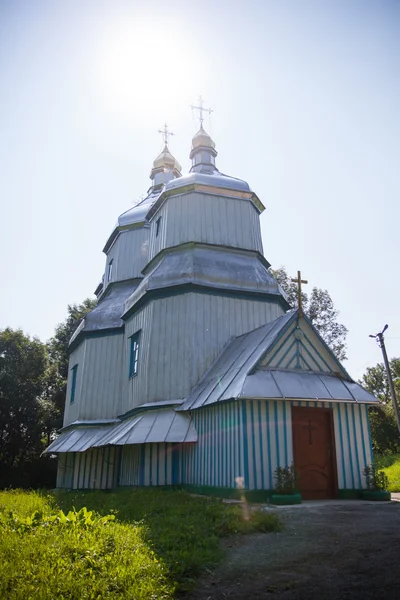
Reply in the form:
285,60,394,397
165,170,252,194
179,311,378,410
123,245,290,318
69,280,139,348
103,189,163,253
43,407,197,454
93,409,197,446
241,370,377,403
43,426,112,454
179,312,296,410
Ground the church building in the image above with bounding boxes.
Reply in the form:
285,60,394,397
45,105,378,500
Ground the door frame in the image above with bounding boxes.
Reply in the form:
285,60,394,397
291,405,339,499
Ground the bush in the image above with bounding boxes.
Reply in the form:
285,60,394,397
374,454,400,492
363,465,389,491
274,464,298,494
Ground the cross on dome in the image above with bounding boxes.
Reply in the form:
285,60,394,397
158,123,174,146
190,95,213,127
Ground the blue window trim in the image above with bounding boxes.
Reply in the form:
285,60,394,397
107,259,113,281
70,364,78,404
129,331,141,378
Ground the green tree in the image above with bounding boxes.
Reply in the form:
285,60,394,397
271,267,348,361
360,358,400,454
48,298,97,380
0,329,48,472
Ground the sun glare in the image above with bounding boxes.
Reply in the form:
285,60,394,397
94,19,199,125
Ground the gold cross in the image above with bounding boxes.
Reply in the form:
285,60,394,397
158,123,174,145
190,95,213,126
291,270,308,315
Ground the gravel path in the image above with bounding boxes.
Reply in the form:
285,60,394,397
188,498,400,600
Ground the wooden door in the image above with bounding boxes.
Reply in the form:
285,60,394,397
292,406,337,500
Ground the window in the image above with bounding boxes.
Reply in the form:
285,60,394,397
129,331,141,378
107,259,113,281
155,216,162,237
70,365,78,403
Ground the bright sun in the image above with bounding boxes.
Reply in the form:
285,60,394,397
93,17,201,125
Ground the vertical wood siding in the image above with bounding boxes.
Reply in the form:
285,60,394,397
63,342,87,426
64,333,124,425
261,318,346,375
183,403,245,488
181,400,373,491
119,444,176,486
148,192,263,262
103,228,149,291
120,303,154,414
124,293,284,407
57,401,373,491
56,447,119,490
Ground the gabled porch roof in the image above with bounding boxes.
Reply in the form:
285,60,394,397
178,311,378,410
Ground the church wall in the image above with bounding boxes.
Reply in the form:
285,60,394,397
63,341,87,426
148,192,263,262
56,447,119,490
103,227,149,292
119,443,178,486
123,292,284,409
79,333,124,420
121,303,155,414
181,400,373,492
183,402,245,489
63,333,124,426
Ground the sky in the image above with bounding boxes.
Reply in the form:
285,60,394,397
0,0,399,379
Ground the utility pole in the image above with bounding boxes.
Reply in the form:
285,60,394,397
369,324,400,436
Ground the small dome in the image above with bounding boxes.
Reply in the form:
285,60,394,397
152,144,182,174
153,144,176,169
191,126,216,150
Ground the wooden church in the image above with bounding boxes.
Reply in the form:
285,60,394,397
45,104,378,500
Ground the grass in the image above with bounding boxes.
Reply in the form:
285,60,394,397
375,454,400,492
0,488,282,598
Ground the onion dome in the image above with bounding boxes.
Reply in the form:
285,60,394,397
152,144,182,172
189,125,218,173
150,143,181,188
191,126,216,151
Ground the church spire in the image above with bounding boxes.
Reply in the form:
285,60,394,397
150,123,181,188
189,96,218,173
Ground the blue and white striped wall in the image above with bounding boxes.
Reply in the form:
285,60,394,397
57,399,373,492
182,399,373,491
119,443,179,487
56,446,119,490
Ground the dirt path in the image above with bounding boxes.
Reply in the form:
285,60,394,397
188,499,400,600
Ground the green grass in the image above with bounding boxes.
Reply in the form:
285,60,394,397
0,489,282,598
375,454,400,492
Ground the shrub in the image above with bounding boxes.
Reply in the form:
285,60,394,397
363,465,389,491
274,464,298,494
374,454,400,492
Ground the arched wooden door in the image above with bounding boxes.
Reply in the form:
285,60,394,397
292,406,338,500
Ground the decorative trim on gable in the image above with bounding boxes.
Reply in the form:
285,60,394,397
258,313,349,379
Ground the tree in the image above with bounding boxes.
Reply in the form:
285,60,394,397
360,358,400,455
271,267,348,361
48,298,97,380
0,328,48,478
0,299,97,488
